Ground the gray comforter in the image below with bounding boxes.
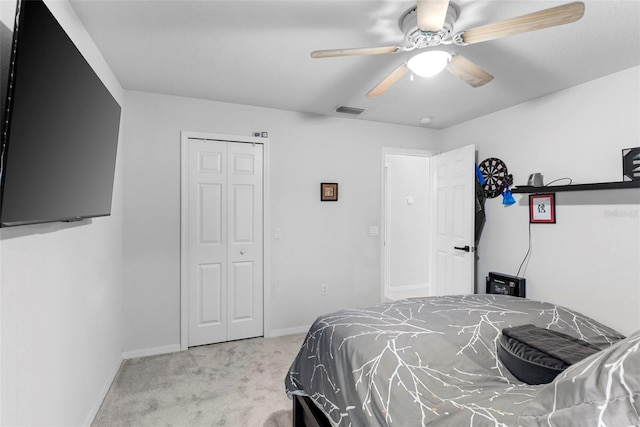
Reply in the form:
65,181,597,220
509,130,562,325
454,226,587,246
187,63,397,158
285,294,625,426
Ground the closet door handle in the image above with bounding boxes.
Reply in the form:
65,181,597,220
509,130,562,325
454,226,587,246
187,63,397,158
454,245,471,252
240,250,246,255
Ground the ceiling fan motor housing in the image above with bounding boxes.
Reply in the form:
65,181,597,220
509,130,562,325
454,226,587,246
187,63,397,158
400,3,459,48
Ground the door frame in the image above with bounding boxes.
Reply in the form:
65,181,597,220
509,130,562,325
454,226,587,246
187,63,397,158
180,131,270,350
381,147,434,301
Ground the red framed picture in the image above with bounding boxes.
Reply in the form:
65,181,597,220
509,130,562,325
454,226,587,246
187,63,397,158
529,193,556,223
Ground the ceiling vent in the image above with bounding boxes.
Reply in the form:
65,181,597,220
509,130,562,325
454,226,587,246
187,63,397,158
335,105,365,115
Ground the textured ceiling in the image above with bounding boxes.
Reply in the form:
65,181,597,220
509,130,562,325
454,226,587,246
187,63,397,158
70,0,640,129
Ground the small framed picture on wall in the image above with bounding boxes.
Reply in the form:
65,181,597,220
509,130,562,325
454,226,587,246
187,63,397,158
529,193,556,223
320,183,338,202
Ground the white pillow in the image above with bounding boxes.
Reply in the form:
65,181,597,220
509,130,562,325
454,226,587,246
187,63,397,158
518,330,640,427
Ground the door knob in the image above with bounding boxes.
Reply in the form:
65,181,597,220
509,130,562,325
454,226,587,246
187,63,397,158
240,250,246,255
454,245,471,252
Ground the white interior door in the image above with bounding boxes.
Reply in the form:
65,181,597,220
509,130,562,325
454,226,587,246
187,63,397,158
186,138,263,347
432,144,475,295
187,139,227,345
227,142,263,341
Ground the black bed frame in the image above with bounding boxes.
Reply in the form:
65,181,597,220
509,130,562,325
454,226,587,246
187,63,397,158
292,395,332,427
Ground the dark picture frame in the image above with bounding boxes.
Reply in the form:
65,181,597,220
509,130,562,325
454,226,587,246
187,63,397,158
320,183,338,202
529,193,556,223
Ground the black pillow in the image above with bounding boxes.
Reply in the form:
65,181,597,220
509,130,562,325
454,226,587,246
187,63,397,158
497,324,601,385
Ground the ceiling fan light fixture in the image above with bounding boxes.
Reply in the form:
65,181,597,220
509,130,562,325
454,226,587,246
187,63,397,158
407,51,451,77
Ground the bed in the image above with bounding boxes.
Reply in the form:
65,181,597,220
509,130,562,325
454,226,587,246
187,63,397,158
285,294,640,426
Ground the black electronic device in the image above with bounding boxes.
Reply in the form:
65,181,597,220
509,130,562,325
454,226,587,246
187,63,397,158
622,147,640,181
0,0,121,227
486,272,526,298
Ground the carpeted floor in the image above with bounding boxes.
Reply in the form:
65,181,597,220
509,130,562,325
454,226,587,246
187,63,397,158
92,334,306,427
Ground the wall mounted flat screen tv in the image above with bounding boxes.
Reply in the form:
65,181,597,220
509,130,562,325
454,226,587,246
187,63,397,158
0,0,121,227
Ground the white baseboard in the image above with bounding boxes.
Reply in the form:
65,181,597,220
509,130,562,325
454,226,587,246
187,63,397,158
82,355,123,427
122,344,181,360
267,325,310,338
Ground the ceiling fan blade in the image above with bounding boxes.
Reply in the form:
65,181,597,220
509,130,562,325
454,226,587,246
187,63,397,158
460,2,585,45
367,64,409,97
446,54,493,88
417,0,451,32
311,46,401,58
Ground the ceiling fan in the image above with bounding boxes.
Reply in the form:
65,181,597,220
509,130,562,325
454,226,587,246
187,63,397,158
310,0,585,97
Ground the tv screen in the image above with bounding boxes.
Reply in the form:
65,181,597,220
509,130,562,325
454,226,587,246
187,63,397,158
0,0,121,227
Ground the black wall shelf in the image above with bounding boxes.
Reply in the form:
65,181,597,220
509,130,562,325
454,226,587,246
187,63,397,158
512,180,640,193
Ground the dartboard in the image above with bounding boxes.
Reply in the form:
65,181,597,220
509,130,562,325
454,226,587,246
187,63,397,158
479,158,508,198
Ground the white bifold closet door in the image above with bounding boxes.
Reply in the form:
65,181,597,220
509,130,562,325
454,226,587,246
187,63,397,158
186,139,263,347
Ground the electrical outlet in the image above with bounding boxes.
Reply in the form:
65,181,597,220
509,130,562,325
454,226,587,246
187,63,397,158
321,284,328,296
273,227,282,239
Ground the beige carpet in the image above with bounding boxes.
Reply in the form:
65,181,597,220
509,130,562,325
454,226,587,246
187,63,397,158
92,334,306,427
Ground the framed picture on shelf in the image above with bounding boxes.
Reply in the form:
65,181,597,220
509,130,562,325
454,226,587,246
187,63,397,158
529,193,556,223
320,183,338,202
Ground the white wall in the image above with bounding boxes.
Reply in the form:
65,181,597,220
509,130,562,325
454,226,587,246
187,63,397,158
385,153,431,297
121,90,441,352
443,66,640,335
0,1,125,425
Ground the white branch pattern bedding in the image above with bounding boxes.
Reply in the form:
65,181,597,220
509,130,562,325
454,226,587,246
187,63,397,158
286,295,625,426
